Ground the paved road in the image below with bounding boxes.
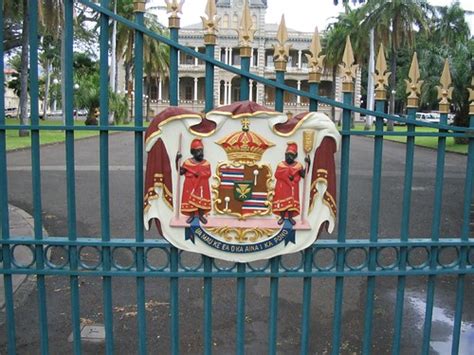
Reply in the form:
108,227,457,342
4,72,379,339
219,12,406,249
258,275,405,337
1,133,473,354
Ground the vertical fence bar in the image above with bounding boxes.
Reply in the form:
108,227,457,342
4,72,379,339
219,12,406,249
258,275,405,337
300,247,313,354
421,109,448,355
240,56,250,101
451,110,473,353
133,3,147,354
275,71,284,112
170,246,179,355
268,256,280,355
64,1,82,353
28,1,49,353
392,107,416,354
309,82,318,112
204,43,215,112
300,61,321,353
168,13,181,355
0,3,17,353
362,98,385,354
331,89,352,355
203,30,216,355
99,1,114,353
169,27,179,106
236,262,246,355
203,256,213,355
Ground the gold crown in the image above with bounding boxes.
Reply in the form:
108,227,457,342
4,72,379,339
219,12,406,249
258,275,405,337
216,128,274,163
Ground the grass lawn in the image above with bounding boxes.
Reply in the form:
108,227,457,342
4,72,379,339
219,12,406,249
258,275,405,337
4,118,469,155
4,118,146,151
350,123,469,155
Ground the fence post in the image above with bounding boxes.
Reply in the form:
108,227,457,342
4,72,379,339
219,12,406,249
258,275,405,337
168,2,181,107
422,59,452,354
300,27,324,354
133,1,147,354
392,52,421,354
332,36,356,355
238,1,253,102
202,2,219,353
235,2,255,353
363,44,389,354
97,1,116,353
166,3,183,354
0,4,17,353
307,28,324,112
273,15,289,113
203,1,216,112
451,77,474,353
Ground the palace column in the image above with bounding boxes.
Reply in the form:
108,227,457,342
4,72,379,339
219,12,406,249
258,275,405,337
194,77,198,101
297,80,301,104
223,81,228,104
158,78,162,101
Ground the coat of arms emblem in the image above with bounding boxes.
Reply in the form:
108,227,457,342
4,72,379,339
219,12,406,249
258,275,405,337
144,101,340,262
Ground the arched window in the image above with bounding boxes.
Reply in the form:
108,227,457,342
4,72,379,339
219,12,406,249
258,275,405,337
222,14,229,28
232,14,238,29
252,15,257,29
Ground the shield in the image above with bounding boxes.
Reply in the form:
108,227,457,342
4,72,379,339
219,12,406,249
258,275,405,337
213,162,273,219
234,181,253,202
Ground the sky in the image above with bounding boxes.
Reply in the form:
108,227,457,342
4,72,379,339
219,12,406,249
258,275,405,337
150,0,474,33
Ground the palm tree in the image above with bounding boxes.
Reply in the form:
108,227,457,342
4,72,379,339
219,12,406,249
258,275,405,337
363,0,432,129
325,5,369,121
416,2,472,133
432,2,470,47
144,21,169,121
115,0,169,121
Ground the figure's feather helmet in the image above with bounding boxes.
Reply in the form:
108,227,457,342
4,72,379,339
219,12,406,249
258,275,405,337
191,138,204,150
285,142,298,154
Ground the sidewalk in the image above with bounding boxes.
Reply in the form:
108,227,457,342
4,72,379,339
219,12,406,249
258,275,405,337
0,205,47,310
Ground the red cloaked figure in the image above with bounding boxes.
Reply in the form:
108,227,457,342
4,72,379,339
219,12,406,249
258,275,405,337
177,138,212,224
272,142,309,225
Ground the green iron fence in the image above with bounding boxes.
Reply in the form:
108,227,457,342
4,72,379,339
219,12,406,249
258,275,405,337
1,1,473,354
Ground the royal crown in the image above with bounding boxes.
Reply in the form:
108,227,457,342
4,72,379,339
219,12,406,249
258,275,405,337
216,119,274,163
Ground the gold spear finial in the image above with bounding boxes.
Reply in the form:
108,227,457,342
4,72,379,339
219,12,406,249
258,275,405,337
201,0,220,44
405,52,423,108
133,0,146,13
305,27,325,83
273,15,291,71
339,36,358,92
238,0,255,56
437,58,453,113
373,43,391,100
165,0,184,28
469,77,474,115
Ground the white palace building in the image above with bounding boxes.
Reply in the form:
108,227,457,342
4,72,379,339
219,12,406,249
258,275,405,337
128,0,361,118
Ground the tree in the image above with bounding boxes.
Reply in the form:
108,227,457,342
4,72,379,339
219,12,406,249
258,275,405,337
144,22,169,121
432,2,470,47
75,71,128,126
115,0,169,121
363,0,432,130
325,4,369,122
39,35,60,120
415,2,472,135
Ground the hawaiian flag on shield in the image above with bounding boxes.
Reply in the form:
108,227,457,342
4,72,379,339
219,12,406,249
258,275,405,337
215,163,272,218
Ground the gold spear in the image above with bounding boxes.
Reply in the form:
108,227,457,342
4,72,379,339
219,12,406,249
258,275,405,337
300,130,315,225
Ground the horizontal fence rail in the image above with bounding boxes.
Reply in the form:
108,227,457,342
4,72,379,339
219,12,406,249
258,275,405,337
0,238,472,278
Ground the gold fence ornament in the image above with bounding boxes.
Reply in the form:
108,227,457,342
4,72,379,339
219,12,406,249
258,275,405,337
405,52,423,108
